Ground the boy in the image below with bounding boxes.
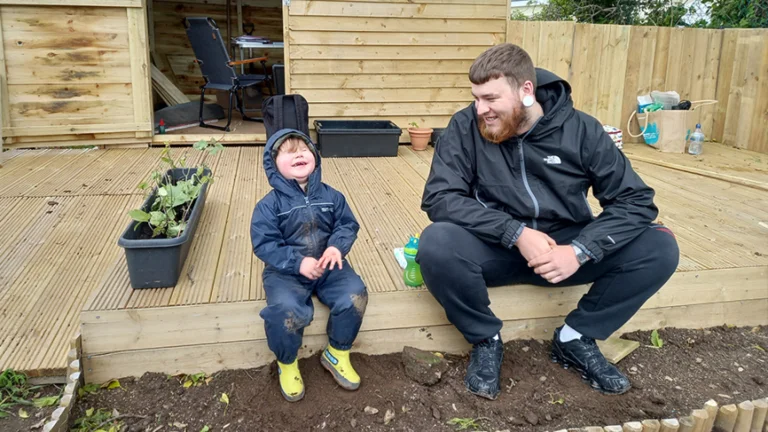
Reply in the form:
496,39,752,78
250,128,368,402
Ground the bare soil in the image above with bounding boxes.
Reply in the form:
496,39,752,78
4,326,767,432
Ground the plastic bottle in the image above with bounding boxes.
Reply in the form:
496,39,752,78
687,123,704,155
403,235,423,287
158,118,166,135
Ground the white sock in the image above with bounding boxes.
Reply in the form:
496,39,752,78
559,324,582,342
492,333,500,341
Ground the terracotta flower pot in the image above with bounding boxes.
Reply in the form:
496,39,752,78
408,127,433,151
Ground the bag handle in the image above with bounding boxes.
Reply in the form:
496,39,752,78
626,109,649,138
689,99,718,111
625,100,718,138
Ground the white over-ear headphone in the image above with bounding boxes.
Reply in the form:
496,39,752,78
522,95,535,107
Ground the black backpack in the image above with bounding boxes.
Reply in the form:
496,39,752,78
262,94,310,139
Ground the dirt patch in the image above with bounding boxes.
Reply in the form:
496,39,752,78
0,384,64,432
57,326,768,432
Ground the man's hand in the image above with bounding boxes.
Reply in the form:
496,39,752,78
300,257,324,280
515,227,556,262
317,246,343,270
528,245,581,284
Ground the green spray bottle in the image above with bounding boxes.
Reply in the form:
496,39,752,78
403,234,423,287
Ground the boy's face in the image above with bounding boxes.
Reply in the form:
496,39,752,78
275,139,316,184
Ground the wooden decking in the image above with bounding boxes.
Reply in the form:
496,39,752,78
0,143,766,382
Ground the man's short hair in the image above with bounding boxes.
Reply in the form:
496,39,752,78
469,43,536,89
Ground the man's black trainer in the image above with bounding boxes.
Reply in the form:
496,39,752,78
465,336,503,400
551,326,631,395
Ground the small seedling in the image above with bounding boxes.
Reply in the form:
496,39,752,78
548,393,565,404
72,407,122,432
753,344,765,352
194,138,224,155
177,372,211,388
650,329,664,348
409,121,420,128
201,426,211,432
78,383,100,397
101,379,122,390
220,392,230,415
447,417,480,430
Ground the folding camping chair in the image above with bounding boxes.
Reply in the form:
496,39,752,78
184,17,271,131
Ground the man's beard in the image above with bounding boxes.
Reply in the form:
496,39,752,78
479,104,530,144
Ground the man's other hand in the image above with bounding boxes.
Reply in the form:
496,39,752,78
515,227,556,262
528,245,580,284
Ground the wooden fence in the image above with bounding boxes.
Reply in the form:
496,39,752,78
506,22,768,154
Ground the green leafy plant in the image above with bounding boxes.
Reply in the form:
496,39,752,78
651,329,664,348
78,383,100,397
32,396,59,408
176,372,211,388
0,369,42,418
72,408,123,432
129,140,221,239
408,121,420,128
447,417,481,430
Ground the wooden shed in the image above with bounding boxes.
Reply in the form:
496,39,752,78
2,1,767,153
0,0,507,149
0,1,154,150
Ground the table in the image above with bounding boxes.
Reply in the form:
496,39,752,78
233,39,285,74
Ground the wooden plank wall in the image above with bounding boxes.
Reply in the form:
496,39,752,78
716,29,768,155
0,3,153,148
286,0,507,138
152,0,284,100
507,21,768,154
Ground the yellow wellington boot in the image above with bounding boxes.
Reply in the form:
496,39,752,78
320,345,360,390
277,360,304,402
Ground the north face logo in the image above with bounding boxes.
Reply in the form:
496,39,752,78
543,155,562,164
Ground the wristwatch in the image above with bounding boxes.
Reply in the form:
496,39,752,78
571,244,590,266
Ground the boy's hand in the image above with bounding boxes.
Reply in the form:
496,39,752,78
318,246,343,270
300,257,324,280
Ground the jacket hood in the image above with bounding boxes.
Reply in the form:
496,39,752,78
263,128,321,197
529,68,574,139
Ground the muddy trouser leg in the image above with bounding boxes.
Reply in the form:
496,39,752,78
260,269,315,364
315,260,368,350
417,222,680,343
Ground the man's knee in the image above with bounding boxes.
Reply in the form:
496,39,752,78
417,222,464,265
647,225,680,277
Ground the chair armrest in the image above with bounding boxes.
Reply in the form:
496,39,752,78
228,56,268,66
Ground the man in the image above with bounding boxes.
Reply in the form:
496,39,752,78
417,43,679,400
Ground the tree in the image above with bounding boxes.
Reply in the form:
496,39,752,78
703,0,768,28
510,0,767,28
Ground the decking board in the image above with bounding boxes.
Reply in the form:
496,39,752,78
0,143,764,378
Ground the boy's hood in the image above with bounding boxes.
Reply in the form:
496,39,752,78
263,128,321,197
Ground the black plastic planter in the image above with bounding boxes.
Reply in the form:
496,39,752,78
118,167,212,289
314,120,402,157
